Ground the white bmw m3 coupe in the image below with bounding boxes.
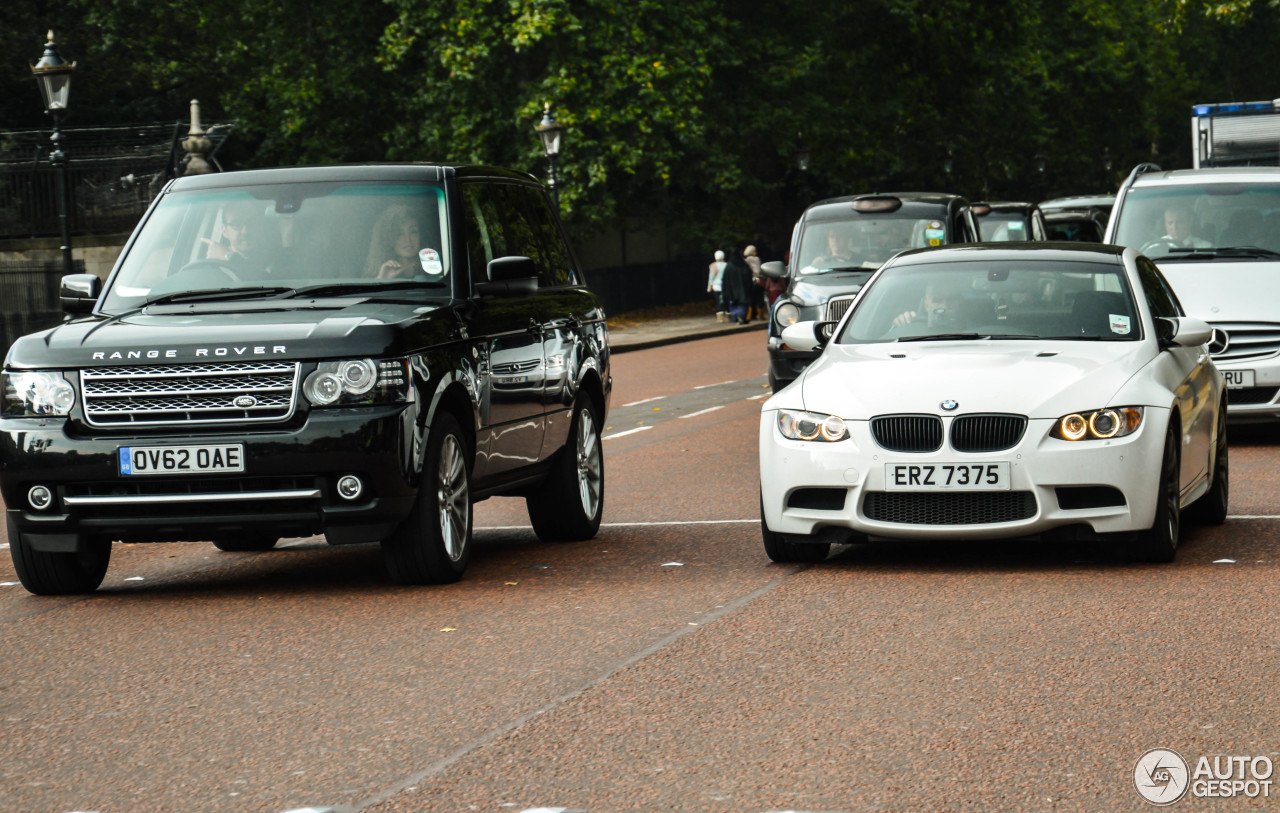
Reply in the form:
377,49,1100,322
759,243,1228,564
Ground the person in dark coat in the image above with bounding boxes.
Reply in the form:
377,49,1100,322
721,252,755,324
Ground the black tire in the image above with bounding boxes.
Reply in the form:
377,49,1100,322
1131,423,1181,563
212,535,279,552
527,397,604,542
8,516,110,595
381,412,472,584
761,496,830,563
1187,401,1228,525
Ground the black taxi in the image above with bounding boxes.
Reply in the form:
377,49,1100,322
762,193,980,391
1,164,610,593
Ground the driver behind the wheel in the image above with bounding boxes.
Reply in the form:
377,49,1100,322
201,200,275,274
1155,204,1211,249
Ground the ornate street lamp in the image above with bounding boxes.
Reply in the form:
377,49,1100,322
31,31,76,277
534,102,565,207
794,138,811,173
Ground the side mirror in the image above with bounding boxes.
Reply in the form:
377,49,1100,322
60,274,101,314
476,255,538,296
760,260,788,280
779,321,832,353
1155,316,1212,348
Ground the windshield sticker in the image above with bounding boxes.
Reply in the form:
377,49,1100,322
925,227,945,246
419,247,443,275
1007,221,1024,230
1110,314,1132,335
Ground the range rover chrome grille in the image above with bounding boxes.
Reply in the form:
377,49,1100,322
80,361,300,426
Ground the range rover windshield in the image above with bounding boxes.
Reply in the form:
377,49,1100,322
1114,183,1280,260
102,181,452,312
796,215,947,275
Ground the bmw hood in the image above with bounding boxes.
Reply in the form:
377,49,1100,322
793,341,1152,419
1155,260,1280,323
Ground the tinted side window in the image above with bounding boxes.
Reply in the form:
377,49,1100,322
484,184,557,287
1136,256,1180,318
517,186,575,286
461,183,510,282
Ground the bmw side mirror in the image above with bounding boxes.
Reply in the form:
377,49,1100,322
761,261,788,280
476,256,538,296
1155,316,1212,348
60,273,101,314
780,321,828,353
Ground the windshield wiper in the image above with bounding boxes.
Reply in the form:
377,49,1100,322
286,279,447,298
1159,246,1280,261
897,333,985,342
141,286,296,308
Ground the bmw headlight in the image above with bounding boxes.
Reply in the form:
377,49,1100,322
1051,406,1143,441
775,302,800,329
2,371,76,417
304,358,413,407
777,409,849,442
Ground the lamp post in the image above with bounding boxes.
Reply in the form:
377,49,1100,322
1034,150,1047,198
31,31,76,277
534,102,565,208
794,137,811,203
1102,146,1113,189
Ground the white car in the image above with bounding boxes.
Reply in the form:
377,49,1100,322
1106,166,1280,422
759,243,1228,564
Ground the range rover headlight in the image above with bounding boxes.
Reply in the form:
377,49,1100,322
777,409,849,442
1051,406,1143,441
2,371,76,417
775,302,800,329
304,358,413,407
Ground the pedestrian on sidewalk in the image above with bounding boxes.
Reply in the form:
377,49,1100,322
707,250,727,321
722,249,755,324
743,244,765,322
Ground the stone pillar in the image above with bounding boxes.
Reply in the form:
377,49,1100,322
181,99,216,176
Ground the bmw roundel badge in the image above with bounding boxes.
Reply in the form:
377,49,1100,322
940,400,959,411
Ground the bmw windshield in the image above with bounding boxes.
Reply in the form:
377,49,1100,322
835,260,1141,343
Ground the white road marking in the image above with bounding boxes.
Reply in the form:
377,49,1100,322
693,379,740,390
602,426,653,440
621,395,667,407
0,543,7,550
1227,514,1280,519
678,405,724,419
478,519,760,531
747,393,769,400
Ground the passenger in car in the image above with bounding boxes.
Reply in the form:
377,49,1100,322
366,204,434,279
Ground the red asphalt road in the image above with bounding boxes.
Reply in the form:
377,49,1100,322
3,330,1280,813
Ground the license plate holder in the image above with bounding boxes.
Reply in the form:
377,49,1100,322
885,461,1011,491
119,444,245,476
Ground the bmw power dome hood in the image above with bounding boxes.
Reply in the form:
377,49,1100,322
1155,261,1280,322
797,341,1152,419
5,300,449,369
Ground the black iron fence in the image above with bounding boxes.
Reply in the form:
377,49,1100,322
584,256,709,317
0,260,76,357
0,121,233,240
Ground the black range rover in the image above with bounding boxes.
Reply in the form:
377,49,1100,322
762,192,980,391
1,164,610,594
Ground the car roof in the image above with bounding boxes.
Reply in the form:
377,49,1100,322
1130,166,1280,187
802,192,967,222
974,201,1038,214
168,163,537,192
1039,194,1115,210
887,241,1127,267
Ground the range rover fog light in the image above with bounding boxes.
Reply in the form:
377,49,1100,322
337,475,363,500
28,485,53,510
